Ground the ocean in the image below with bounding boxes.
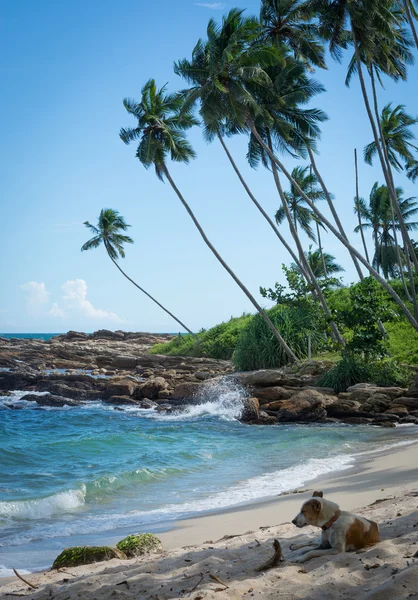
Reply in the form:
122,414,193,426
0,334,63,341
1,381,417,577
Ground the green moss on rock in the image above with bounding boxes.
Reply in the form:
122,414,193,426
52,545,126,569
116,533,163,557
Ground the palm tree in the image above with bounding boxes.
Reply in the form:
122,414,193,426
355,184,418,279
364,103,418,171
292,246,344,280
120,79,297,362
81,209,197,338
260,0,326,69
275,165,325,242
403,0,418,48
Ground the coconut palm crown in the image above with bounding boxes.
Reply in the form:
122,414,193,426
81,209,134,260
120,79,198,180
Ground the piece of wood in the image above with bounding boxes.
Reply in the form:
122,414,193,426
255,539,283,572
209,573,229,588
12,568,38,590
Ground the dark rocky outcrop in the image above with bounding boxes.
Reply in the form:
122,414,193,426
21,394,81,407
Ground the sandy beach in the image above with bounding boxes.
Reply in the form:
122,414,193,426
1,436,418,599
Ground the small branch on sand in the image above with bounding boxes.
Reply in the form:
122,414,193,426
255,539,284,572
209,573,229,588
12,568,39,590
184,572,204,596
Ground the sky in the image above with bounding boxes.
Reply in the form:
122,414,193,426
1,0,417,333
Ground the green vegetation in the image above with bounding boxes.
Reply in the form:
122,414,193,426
52,546,125,569
116,534,162,557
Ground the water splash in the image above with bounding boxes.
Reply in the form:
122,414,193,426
0,485,86,521
159,377,247,421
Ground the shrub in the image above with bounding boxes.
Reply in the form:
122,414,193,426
370,358,413,387
318,354,371,393
232,304,325,372
385,320,418,365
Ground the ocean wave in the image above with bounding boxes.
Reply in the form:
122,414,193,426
0,565,30,578
0,485,86,521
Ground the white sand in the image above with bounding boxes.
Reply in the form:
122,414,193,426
1,441,418,599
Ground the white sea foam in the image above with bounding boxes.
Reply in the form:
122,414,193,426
0,485,86,521
0,565,30,577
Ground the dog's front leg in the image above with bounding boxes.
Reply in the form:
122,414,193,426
289,540,318,552
293,547,343,563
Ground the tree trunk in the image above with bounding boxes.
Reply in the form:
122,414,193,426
248,121,418,332
266,132,346,347
354,148,370,263
310,165,328,278
216,132,310,282
404,0,418,48
351,27,418,279
368,66,416,311
307,146,364,279
161,162,298,362
104,243,198,339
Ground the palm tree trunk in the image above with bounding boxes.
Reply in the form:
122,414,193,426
310,164,328,278
354,149,370,263
216,131,311,283
351,28,418,279
161,162,298,363
307,146,365,279
104,243,198,339
248,121,418,332
266,131,345,347
404,0,418,48
368,67,416,311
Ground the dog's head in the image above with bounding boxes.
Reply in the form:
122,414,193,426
292,491,324,528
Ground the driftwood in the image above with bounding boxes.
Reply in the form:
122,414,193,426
255,539,283,572
209,573,229,588
12,568,39,590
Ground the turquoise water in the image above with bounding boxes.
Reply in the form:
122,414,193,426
0,385,417,576
0,333,63,341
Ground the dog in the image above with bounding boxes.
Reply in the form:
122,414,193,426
290,491,380,563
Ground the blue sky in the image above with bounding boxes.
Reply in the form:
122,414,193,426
1,0,417,333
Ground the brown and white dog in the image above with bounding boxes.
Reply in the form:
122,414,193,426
290,491,380,563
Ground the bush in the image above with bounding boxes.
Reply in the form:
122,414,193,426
150,315,252,359
385,320,418,365
318,354,371,393
232,304,325,372
319,354,413,393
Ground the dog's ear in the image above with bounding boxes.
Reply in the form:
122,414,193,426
312,490,323,498
310,499,322,512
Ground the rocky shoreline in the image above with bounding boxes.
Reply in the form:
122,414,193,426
1,331,418,427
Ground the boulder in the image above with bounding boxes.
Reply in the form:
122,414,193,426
391,397,418,410
276,389,332,423
105,380,137,398
326,400,370,419
385,404,408,416
252,386,295,404
137,399,157,409
157,390,172,400
136,377,169,399
52,546,126,569
234,370,305,388
172,382,203,402
35,382,103,401
362,393,392,414
195,371,212,381
240,397,260,423
116,534,162,557
103,396,142,405
92,329,125,340
342,417,373,425
111,356,138,369
21,394,80,407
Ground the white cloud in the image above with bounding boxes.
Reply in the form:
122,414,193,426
21,282,50,315
61,279,123,322
49,302,67,318
194,2,224,9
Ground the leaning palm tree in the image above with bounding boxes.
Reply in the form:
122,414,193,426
275,165,325,242
403,0,418,48
120,79,297,362
355,184,418,279
260,0,326,69
81,209,197,338
364,103,418,171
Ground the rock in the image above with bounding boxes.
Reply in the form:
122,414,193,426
96,355,112,367
105,380,137,398
362,393,392,414
373,420,396,428
276,389,332,423
391,397,418,410
398,416,417,424
240,397,260,422
116,534,162,557
35,381,103,401
252,386,295,404
157,390,172,400
137,399,157,409
371,413,399,423
172,382,203,402
92,329,125,340
346,385,406,402
103,396,142,405
195,371,212,381
52,546,126,568
21,394,81,407
155,403,172,412
326,400,370,419
342,417,373,424
111,356,138,369
136,377,169,400
235,370,307,388
386,405,409,416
